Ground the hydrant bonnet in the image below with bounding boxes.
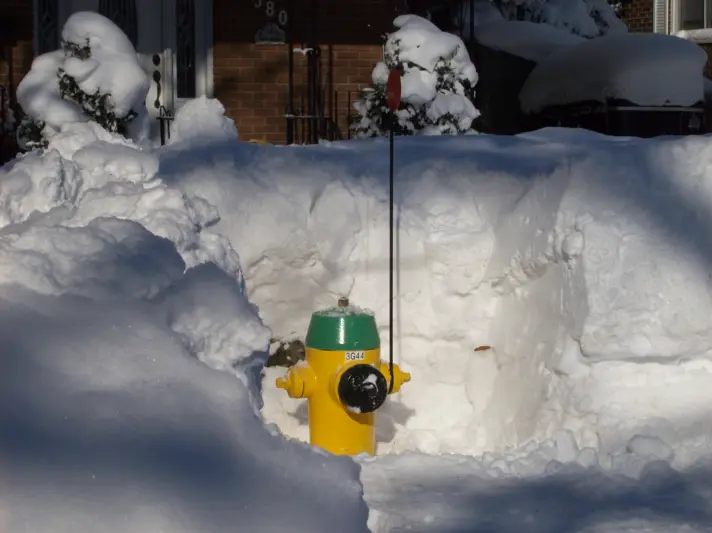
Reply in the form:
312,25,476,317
305,305,380,351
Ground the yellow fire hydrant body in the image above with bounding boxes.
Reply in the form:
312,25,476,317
276,298,410,456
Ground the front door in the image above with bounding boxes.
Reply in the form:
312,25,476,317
40,0,212,142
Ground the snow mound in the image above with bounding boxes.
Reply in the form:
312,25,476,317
0,122,261,369
0,92,382,531
520,33,707,113
169,96,239,145
160,130,712,468
0,285,369,533
473,20,585,62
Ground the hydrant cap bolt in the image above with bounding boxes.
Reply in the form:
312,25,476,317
338,364,388,414
305,305,380,351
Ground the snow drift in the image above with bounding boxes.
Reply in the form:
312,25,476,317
160,125,712,467
0,119,373,533
7,89,712,531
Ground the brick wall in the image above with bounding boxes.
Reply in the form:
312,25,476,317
0,0,33,162
0,0,33,106
213,0,406,143
621,0,654,32
700,44,712,77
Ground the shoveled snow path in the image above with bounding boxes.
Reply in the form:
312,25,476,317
358,453,712,533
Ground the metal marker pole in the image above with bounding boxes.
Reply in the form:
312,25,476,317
388,123,395,393
385,69,401,394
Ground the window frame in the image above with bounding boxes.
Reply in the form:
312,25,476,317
671,0,712,38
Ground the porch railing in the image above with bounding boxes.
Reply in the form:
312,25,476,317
284,89,361,145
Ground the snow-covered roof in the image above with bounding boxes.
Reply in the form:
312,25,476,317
520,33,708,113
472,20,585,62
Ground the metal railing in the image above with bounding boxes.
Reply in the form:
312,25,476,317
283,89,361,145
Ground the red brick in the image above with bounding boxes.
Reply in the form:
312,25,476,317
621,0,654,32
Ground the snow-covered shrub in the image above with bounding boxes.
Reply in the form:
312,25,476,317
350,15,480,138
607,0,623,16
17,11,149,150
490,0,626,37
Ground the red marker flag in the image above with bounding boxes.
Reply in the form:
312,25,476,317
386,69,402,112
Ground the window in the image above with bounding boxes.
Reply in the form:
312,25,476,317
98,0,139,47
36,0,59,54
175,0,196,98
680,0,712,29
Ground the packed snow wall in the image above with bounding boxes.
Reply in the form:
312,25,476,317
159,120,712,465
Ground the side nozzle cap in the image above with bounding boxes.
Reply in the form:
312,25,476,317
275,365,316,399
380,363,411,394
338,364,388,414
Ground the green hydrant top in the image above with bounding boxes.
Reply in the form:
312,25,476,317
305,298,380,351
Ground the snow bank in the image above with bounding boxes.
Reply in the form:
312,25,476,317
360,444,710,533
160,128,712,467
0,121,261,365
473,20,585,62
520,33,707,113
0,285,369,533
0,106,375,532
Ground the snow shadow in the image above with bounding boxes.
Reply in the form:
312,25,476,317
0,286,370,533
447,465,712,533
365,459,712,533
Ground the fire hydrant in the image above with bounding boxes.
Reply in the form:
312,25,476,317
276,297,411,456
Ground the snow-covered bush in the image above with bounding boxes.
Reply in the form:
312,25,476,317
17,11,149,150
350,15,480,138
607,0,623,16
491,0,626,37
